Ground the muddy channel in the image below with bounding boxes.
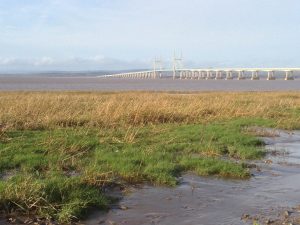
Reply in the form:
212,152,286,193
85,130,300,225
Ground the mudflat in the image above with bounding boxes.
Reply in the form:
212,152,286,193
86,130,300,225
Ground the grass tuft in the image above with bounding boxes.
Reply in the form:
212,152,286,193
1,91,300,222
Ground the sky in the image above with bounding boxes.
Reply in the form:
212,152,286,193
0,0,300,71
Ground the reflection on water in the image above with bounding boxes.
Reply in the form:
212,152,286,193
85,130,300,225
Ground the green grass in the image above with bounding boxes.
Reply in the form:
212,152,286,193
0,118,272,223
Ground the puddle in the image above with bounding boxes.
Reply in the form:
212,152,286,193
85,130,300,225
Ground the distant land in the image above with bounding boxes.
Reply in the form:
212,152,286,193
0,69,149,77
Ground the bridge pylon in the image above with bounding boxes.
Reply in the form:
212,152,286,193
153,57,163,79
172,52,183,79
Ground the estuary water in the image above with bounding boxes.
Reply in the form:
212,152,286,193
0,76,300,91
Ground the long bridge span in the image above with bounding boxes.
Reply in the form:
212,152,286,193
101,68,300,80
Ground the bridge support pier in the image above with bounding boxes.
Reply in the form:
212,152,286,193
191,71,195,79
267,71,275,80
238,71,245,80
199,71,204,79
225,71,233,80
192,71,197,79
172,70,176,79
185,71,188,79
285,71,294,80
215,71,223,79
179,71,182,79
251,71,260,80
186,71,189,79
198,71,202,79
205,71,209,80
206,71,212,79
181,71,185,79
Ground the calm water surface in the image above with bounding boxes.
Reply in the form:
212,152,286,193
0,77,300,91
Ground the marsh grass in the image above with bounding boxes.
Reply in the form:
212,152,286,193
0,91,300,130
0,91,300,223
0,121,266,222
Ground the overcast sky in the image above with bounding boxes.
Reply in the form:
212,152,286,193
0,0,299,71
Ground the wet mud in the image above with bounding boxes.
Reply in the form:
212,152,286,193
85,130,300,225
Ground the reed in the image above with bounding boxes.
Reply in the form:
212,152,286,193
0,91,300,130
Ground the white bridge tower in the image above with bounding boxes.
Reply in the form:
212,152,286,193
172,52,183,79
153,57,163,79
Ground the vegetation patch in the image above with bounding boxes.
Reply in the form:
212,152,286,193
0,121,267,222
0,91,300,223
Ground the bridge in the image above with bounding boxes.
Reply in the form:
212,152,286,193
101,68,299,80
100,55,299,80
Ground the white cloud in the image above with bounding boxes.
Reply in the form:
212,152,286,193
33,57,54,66
0,57,15,65
0,56,151,71
0,57,28,66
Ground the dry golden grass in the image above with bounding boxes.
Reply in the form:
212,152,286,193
0,91,300,130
